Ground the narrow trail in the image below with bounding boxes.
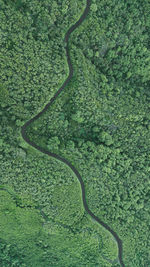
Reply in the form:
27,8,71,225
21,1,125,266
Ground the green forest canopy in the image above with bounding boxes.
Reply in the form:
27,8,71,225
0,0,150,266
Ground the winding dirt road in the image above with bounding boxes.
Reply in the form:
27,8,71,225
21,1,125,266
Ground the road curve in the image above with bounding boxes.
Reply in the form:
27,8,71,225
21,1,125,266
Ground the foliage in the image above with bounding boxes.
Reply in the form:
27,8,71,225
0,0,150,266
26,0,150,266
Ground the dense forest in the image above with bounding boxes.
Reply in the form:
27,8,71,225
0,0,150,266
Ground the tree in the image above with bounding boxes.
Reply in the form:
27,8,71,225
99,131,114,146
71,111,84,123
47,136,60,150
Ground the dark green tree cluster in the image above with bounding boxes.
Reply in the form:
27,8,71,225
0,0,85,122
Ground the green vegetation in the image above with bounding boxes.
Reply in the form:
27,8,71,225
0,158,118,266
0,0,150,266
